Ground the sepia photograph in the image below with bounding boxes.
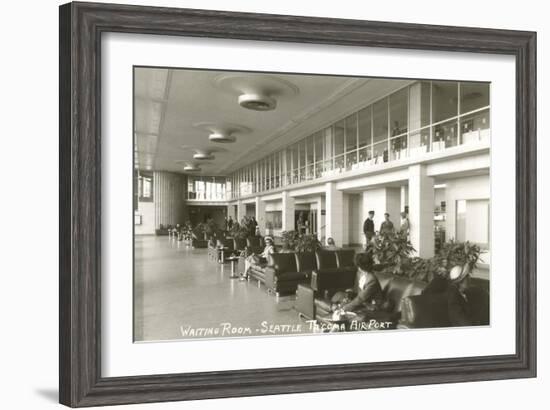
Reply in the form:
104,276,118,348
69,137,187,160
133,67,491,342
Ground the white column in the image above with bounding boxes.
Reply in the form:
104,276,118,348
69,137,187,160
226,204,236,221
408,164,435,258
153,171,184,228
316,196,323,241
342,194,350,246
281,191,295,232
255,196,266,235
236,200,246,224
400,185,409,214
325,182,344,246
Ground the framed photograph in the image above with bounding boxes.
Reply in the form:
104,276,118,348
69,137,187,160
59,1,536,407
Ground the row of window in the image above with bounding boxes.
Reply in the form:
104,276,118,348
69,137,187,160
228,80,490,199
187,176,226,201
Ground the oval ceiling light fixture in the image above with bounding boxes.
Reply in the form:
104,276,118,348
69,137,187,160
213,74,299,112
193,122,252,144
238,93,277,111
208,132,236,143
193,150,215,160
182,163,201,172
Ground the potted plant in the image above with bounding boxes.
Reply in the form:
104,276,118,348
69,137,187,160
294,234,322,253
435,240,483,277
230,222,249,241
204,218,221,239
280,230,299,253
368,230,416,276
191,222,206,239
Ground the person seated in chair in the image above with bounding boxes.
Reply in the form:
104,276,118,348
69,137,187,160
331,253,387,315
241,236,276,281
423,264,489,326
323,237,341,251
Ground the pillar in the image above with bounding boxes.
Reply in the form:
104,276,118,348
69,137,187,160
236,200,245,224
316,196,323,242
408,164,435,258
325,182,344,247
401,185,409,214
342,194,350,246
153,171,185,228
281,191,295,232
227,204,236,221
255,196,266,235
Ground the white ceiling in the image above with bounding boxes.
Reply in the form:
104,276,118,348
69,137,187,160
134,67,411,175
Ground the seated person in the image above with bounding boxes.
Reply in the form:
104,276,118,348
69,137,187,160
423,264,489,326
241,236,276,280
331,253,386,314
323,237,341,251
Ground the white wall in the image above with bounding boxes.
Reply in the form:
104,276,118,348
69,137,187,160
445,174,490,241
465,199,490,245
2,1,547,410
134,202,155,235
349,194,363,245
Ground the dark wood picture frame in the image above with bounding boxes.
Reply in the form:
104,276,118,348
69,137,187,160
59,1,537,407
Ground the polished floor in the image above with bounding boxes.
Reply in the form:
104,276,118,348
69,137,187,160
134,236,312,342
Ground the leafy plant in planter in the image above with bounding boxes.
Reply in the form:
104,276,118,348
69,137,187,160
294,234,322,253
435,240,483,273
403,240,483,282
280,230,299,252
405,257,444,282
191,223,207,240
204,218,221,239
229,222,249,241
368,230,416,276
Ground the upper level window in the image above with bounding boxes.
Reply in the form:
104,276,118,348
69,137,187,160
460,82,490,114
138,171,153,202
228,79,490,196
333,121,345,156
390,87,408,136
358,106,372,148
345,113,358,152
373,97,388,143
432,81,458,123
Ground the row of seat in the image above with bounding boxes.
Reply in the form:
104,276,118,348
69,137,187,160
206,236,266,262
257,249,357,295
250,248,489,329
202,238,489,329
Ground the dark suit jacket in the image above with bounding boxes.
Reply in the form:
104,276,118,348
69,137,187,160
423,277,489,326
342,272,384,312
363,218,374,236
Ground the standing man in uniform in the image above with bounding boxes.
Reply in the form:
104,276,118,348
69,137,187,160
380,213,395,235
399,211,410,237
363,210,375,249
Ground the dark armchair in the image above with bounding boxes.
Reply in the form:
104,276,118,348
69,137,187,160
264,252,312,296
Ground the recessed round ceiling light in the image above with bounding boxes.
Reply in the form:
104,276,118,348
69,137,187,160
193,152,215,160
238,93,277,111
183,164,201,172
209,132,236,143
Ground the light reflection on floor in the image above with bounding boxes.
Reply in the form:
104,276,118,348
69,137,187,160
134,235,312,342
